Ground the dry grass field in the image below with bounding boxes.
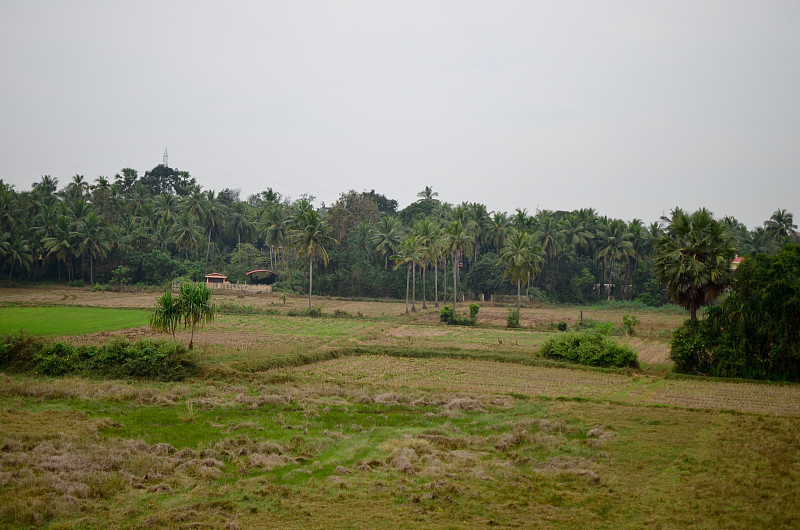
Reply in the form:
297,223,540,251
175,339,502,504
1,287,798,528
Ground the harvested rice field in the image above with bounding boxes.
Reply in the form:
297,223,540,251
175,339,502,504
1,287,798,528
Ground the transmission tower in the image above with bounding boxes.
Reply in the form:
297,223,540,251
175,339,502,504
162,147,168,167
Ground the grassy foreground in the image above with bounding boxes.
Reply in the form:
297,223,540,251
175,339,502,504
0,292,798,528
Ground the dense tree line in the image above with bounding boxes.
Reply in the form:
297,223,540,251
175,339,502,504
1,169,797,311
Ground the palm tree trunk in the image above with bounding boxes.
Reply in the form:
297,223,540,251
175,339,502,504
405,264,410,314
442,256,447,307
308,256,313,310
452,252,458,309
422,265,427,309
205,234,212,268
411,262,417,312
8,263,13,281
434,258,439,308
517,277,521,312
90,255,93,285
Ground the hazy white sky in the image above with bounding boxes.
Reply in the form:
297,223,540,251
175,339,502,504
1,0,798,228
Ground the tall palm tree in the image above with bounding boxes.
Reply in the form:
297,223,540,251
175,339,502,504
287,208,338,309
489,211,511,255
442,219,474,309
154,193,182,228
764,209,797,242
467,202,490,260
412,218,439,310
371,216,403,270
653,208,736,320
417,186,439,201
5,235,33,280
262,204,289,269
42,215,74,281
202,191,228,268
392,234,424,314
595,219,635,298
228,202,256,255
535,212,564,262
498,229,544,311
173,213,202,260
72,211,109,285
561,214,593,258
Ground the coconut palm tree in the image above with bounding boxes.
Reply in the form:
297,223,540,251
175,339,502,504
764,209,797,243
412,218,439,309
202,191,228,268
595,218,635,298
262,203,289,269
72,211,110,285
392,234,425,314
5,235,33,281
498,229,544,311
173,213,202,260
42,216,75,281
442,219,474,309
417,186,439,201
653,208,736,320
371,216,403,270
489,211,511,256
287,207,338,309
228,202,256,265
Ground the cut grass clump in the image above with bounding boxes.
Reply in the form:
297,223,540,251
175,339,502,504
539,331,639,368
0,333,197,381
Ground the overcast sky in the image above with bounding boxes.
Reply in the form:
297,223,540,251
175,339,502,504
1,1,798,228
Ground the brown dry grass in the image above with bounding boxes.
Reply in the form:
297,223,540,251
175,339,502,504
289,356,800,416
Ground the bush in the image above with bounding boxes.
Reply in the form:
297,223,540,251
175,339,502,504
580,319,615,335
0,333,197,381
539,331,639,368
69,280,85,288
507,309,521,328
557,321,567,332
669,318,712,374
622,314,640,336
439,305,475,326
439,305,455,323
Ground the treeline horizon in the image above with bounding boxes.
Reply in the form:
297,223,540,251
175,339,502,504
1,165,797,307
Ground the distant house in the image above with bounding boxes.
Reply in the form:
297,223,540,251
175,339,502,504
731,256,745,270
205,273,228,286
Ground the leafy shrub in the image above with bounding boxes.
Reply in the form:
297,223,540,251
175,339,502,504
0,333,41,372
540,331,639,368
507,309,521,328
0,334,197,381
622,314,640,336
469,303,480,322
91,283,107,292
69,280,85,288
439,305,475,326
669,318,712,374
439,305,455,323
332,309,352,319
33,341,79,376
580,319,615,335
557,321,567,332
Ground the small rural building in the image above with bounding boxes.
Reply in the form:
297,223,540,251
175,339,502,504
205,273,228,286
731,256,745,270
245,269,277,285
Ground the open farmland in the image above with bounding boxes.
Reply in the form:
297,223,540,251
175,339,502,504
0,287,798,528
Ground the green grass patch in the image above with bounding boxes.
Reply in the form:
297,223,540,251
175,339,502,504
0,306,149,336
